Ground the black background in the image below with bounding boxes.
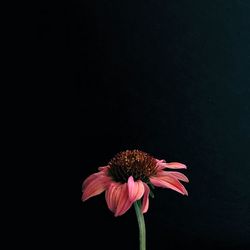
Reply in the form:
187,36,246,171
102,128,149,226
38,1,250,249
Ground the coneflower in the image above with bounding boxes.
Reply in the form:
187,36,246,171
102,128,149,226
82,149,189,250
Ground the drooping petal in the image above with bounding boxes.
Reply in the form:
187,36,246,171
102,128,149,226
105,182,133,216
141,183,150,213
82,174,112,201
82,172,102,189
115,183,133,217
156,159,187,170
127,176,145,202
127,176,135,200
150,175,188,196
82,166,111,191
167,171,189,182
105,183,120,212
156,171,189,183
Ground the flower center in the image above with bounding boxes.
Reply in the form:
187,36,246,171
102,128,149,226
108,150,157,183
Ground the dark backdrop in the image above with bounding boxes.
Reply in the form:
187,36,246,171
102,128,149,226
38,1,250,249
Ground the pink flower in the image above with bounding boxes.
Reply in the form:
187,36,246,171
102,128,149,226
82,150,188,217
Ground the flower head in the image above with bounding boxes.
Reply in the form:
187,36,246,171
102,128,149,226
82,150,188,217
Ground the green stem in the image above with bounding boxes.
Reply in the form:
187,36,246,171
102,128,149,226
134,201,146,250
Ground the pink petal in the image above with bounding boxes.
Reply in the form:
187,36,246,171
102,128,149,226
105,183,120,212
98,165,110,174
155,159,166,169
156,159,187,170
105,183,133,216
141,183,150,214
82,174,112,201
150,176,188,196
127,176,135,200
128,176,145,202
167,162,187,169
156,171,189,183
155,160,170,170
82,172,102,189
115,183,133,217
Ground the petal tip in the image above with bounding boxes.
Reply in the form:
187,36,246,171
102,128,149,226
81,194,87,202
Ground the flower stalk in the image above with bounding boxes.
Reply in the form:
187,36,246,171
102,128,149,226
134,200,146,250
